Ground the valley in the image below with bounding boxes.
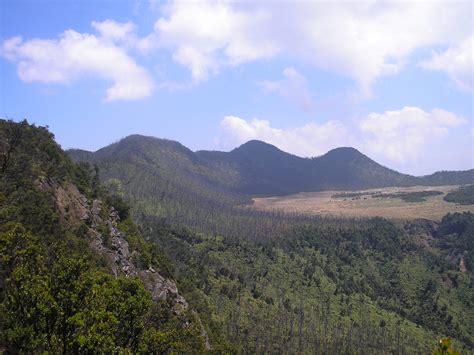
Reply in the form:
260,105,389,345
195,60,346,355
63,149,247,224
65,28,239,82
253,185,474,220
2,2,473,353
2,121,473,353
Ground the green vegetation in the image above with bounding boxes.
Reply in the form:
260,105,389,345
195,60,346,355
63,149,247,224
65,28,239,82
141,214,474,353
2,120,473,353
69,136,473,198
332,191,380,199
373,190,444,203
434,212,474,273
444,185,474,205
0,120,205,352
67,133,474,353
423,171,474,187
432,337,460,354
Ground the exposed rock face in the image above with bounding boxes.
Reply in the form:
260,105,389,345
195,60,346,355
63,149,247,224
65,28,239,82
37,178,189,316
37,178,90,226
36,177,210,348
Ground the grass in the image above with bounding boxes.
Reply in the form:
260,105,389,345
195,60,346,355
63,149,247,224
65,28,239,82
253,185,474,221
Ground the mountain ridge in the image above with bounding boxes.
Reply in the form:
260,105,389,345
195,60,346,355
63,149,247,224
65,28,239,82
70,134,473,177
68,134,474,197
3,120,474,353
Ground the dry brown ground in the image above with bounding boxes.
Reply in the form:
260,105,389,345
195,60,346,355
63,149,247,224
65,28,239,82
252,185,474,221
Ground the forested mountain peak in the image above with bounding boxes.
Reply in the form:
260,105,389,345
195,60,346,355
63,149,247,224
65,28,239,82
230,139,293,156
2,120,474,353
97,134,194,158
320,146,368,160
69,134,474,196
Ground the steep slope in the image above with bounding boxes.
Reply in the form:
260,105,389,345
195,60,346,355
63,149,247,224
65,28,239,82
0,120,208,352
308,147,419,190
5,122,474,353
71,134,244,202
214,140,311,195
69,134,250,232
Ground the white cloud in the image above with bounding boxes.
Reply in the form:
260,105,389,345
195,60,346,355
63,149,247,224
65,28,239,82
218,107,467,167
91,20,136,43
420,36,474,91
1,21,154,101
155,1,277,81
154,1,472,95
3,3,471,98
359,107,466,163
259,67,314,112
219,115,350,157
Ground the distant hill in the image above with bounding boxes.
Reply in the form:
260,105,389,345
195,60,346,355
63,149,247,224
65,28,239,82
69,135,473,198
5,121,474,352
420,170,474,186
69,135,250,230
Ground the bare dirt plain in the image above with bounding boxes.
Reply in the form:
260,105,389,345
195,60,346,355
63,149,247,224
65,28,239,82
252,185,474,221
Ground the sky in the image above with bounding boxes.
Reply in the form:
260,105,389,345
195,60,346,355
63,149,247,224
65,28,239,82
0,0,473,176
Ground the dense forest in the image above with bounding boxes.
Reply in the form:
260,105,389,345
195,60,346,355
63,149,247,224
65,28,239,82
1,120,473,353
68,128,474,353
0,120,206,352
136,213,473,353
69,135,474,197
444,185,474,205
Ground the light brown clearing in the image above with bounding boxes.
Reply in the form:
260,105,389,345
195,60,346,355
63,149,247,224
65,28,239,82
252,185,474,221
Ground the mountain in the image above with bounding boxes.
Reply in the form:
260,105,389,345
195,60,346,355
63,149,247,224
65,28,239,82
69,134,473,198
68,134,474,352
0,121,207,352
3,121,474,353
421,170,474,186
308,147,418,190
203,140,311,195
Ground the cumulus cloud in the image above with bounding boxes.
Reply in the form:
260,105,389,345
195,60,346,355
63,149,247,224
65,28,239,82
219,115,350,157
154,1,472,95
91,20,136,43
1,20,154,101
259,67,314,112
218,107,467,166
155,1,276,81
3,3,471,98
359,107,466,163
420,36,474,91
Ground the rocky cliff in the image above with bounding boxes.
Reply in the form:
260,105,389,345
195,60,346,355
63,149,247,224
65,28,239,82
37,177,208,345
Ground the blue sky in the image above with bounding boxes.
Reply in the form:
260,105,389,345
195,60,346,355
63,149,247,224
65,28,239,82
1,0,473,175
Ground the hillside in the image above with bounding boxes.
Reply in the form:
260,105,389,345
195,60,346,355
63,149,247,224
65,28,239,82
197,141,420,195
0,120,208,352
66,132,474,352
3,123,473,353
70,135,473,199
69,135,250,232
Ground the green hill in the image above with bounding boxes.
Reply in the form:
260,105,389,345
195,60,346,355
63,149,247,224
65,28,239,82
66,132,474,353
3,122,473,353
70,135,473,199
0,120,207,352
